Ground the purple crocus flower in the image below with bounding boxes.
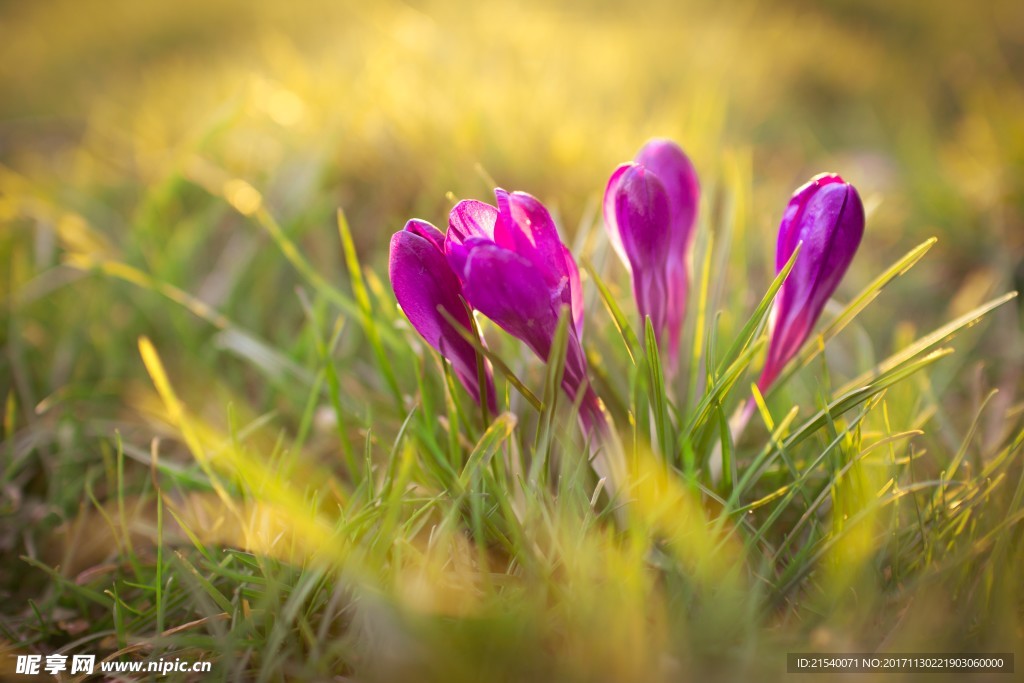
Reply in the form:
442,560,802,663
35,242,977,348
758,173,865,391
444,188,604,434
603,139,699,374
389,219,496,411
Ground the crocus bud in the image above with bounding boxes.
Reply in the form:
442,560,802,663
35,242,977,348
445,189,603,434
389,219,496,411
603,139,699,374
758,173,865,391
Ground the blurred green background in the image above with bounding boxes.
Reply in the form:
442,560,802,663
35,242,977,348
4,0,1022,301
4,0,1023,481
3,0,1021,494
4,0,1021,445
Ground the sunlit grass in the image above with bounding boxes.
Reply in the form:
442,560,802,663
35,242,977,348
2,0,1023,681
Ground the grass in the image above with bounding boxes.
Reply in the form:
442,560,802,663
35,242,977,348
2,0,1024,681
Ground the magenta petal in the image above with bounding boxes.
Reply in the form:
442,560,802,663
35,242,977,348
664,261,688,372
778,180,863,326
389,228,455,348
448,200,499,246
563,243,584,338
603,155,691,368
461,243,560,361
462,243,593,415
634,141,699,372
389,229,495,410
403,218,446,253
635,138,700,255
606,164,673,334
491,188,580,334
445,235,491,286
632,265,669,342
803,183,865,304
493,189,569,288
612,164,672,272
441,188,593,428
776,173,844,273
602,163,633,266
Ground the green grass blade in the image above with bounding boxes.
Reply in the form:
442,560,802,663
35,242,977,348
643,316,673,458
683,337,766,443
835,292,1017,396
243,204,404,345
459,413,517,491
337,208,403,407
20,556,114,608
584,259,641,366
688,228,715,410
785,348,953,451
718,243,800,374
173,550,234,614
533,306,572,480
438,306,543,412
770,237,938,392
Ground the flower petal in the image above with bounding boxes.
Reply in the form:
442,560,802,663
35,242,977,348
602,163,635,269
634,267,670,343
461,243,560,361
611,164,672,273
563,243,584,338
603,160,679,355
493,189,569,289
403,218,446,253
445,189,592,421
776,173,844,273
778,180,863,329
448,199,499,246
635,138,700,255
462,242,592,413
389,229,495,408
445,235,492,285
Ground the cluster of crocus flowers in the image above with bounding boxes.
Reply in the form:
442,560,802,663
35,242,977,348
388,139,865,450
603,139,700,375
389,188,604,434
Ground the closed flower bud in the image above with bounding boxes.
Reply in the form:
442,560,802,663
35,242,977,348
604,139,699,374
759,173,865,391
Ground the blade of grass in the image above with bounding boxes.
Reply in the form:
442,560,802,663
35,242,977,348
20,556,113,608
933,389,998,504
459,413,517,491
718,243,800,374
643,316,673,459
682,337,766,444
783,348,953,452
583,259,641,366
438,307,543,412
769,237,937,392
533,306,572,482
337,208,403,407
68,255,315,386
688,228,715,410
834,292,1017,397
